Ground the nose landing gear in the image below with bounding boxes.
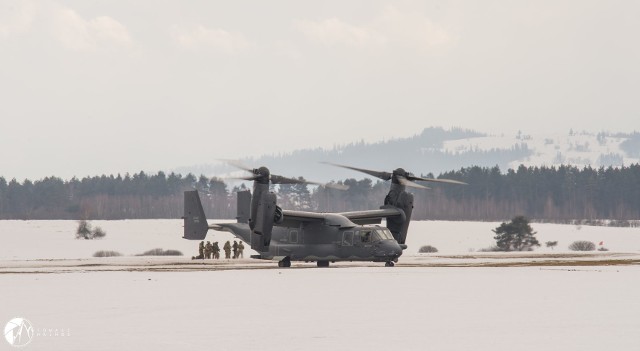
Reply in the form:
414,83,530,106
278,257,291,267
385,261,395,267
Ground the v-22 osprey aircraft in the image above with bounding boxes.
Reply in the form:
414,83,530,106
182,163,465,267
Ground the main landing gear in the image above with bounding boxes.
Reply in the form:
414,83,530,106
385,261,395,267
317,260,330,268
278,257,291,268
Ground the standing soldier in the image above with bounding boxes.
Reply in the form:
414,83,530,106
223,241,231,259
213,242,220,259
198,241,205,260
205,241,213,259
238,241,245,258
232,240,239,259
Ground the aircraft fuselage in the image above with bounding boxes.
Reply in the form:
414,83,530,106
215,222,404,263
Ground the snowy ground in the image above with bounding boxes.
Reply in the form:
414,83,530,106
1,220,639,350
1,219,639,260
2,266,639,351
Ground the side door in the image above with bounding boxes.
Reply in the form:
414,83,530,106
289,229,299,245
340,230,354,247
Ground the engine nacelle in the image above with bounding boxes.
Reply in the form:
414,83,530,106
252,191,276,249
384,183,414,244
274,205,284,224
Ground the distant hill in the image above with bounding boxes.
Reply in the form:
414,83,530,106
174,127,640,182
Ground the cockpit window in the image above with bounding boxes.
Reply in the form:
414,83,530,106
358,229,394,243
372,229,394,242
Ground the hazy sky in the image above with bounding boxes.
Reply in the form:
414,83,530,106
1,0,638,180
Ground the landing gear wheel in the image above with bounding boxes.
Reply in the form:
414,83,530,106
385,261,395,267
278,257,291,268
317,260,330,268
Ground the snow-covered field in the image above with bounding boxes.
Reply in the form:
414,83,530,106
1,219,639,260
1,220,639,350
3,265,639,351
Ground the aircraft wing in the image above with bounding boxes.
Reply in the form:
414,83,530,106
280,210,366,229
338,207,404,225
209,223,252,243
280,207,404,227
279,210,326,228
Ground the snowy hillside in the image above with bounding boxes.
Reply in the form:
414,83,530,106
176,128,640,181
442,131,640,171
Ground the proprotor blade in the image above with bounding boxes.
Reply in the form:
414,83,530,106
220,160,347,189
322,162,467,188
227,175,260,181
407,175,468,185
321,162,392,181
397,176,430,189
270,174,308,185
218,159,254,172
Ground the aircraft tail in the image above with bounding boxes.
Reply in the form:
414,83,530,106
182,190,209,240
236,190,251,224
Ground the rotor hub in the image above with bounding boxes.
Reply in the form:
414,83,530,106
392,168,407,184
254,167,271,184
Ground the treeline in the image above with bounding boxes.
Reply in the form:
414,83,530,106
0,172,234,220
424,164,640,221
1,164,640,221
315,164,640,221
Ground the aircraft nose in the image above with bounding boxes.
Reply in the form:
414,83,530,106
381,240,403,257
393,242,404,257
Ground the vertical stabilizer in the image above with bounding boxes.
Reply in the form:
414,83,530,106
182,190,209,240
236,190,251,224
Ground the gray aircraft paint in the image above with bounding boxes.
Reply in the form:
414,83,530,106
182,165,464,267
184,189,404,267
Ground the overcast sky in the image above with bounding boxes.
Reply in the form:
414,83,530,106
1,0,638,180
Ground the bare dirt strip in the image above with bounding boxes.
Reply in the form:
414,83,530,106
1,252,638,274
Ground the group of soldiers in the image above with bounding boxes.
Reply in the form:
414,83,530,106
193,240,244,260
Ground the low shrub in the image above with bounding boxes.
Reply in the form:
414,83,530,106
93,250,122,257
137,248,183,256
162,249,184,256
92,227,106,239
76,220,107,239
478,246,503,252
418,245,438,253
568,241,596,251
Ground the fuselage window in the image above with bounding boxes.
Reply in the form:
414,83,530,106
361,230,372,243
289,230,298,243
343,231,353,246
